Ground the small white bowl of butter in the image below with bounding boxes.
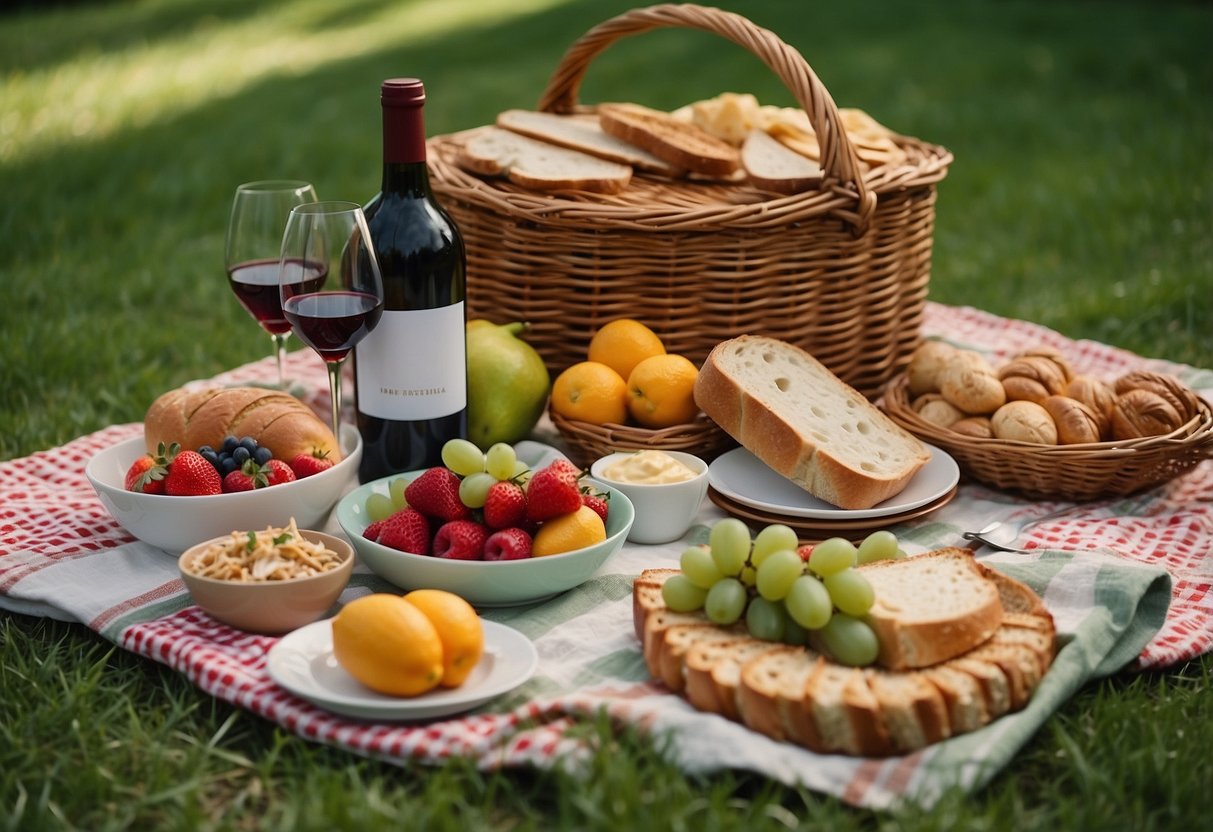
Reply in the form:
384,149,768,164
590,450,710,545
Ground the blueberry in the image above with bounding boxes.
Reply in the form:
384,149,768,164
200,449,220,467
232,446,251,464
221,435,239,453
253,446,273,465
239,436,258,452
221,457,238,475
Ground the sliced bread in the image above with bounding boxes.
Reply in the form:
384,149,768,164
598,102,741,178
863,669,951,753
736,645,817,743
800,658,887,755
496,109,682,176
693,336,931,510
656,623,746,692
455,126,633,194
684,637,780,721
858,548,1004,670
919,664,991,734
740,128,823,194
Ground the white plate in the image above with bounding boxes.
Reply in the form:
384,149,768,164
266,618,538,721
707,443,959,520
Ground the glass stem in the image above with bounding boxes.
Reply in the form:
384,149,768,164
270,332,290,389
325,359,343,437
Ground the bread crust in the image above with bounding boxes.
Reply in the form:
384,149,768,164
143,386,340,463
598,103,740,177
694,336,929,510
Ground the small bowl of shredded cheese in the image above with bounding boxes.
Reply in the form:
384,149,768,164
178,519,354,634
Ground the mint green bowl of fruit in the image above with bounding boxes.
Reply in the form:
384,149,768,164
336,441,635,607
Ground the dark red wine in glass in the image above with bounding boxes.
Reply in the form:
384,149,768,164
228,258,326,334
278,202,385,435
283,291,383,362
225,180,318,387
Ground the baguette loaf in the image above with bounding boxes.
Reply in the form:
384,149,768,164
694,336,930,510
631,550,1055,757
740,128,823,193
144,387,341,464
859,548,1003,670
455,126,633,194
496,110,682,176
598,102,741,178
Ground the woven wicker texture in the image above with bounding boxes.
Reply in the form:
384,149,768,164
427,3,953,400
549,405,735,469
882,376,1213,500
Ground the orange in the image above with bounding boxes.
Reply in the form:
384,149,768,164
550,361,629,425
588,319,666,382
532,504,607,556
626,353,701,428
331,594,444,697
402,589,485,688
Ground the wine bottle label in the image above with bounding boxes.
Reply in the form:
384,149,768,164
355,303,466,419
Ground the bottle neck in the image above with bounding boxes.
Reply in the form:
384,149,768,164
381,103,429,195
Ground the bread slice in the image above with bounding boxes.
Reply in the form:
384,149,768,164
632,568,679,642
949,657,1013,719
656,623,745,692
455,126,632,194
598,102,740,178
496,110,681,176
863,669,951,753
642,608,708,677
740,128,823,194
693,336,930,509
919,664,991,734
858,548,1004,670
684,637,780,721
736,646,816,743
800,658,888,755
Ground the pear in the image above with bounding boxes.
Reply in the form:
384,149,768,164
466,320,551,449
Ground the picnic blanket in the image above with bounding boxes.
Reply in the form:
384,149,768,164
2,302,1210,810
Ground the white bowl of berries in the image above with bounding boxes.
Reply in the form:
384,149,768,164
335,440,635,607
85,425,362,555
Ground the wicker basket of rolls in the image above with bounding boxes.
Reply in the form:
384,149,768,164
882,341,1213,500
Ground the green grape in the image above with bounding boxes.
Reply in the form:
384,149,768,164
856,530,899,564
511,459,532,484
784,574,832,630
752,524,799,567
708,518,751,576
458,471,496,509
782,613,808,646
807,537,857,578
662,574,708,612
824,568,875,616
704,578,748,625
755,548,804,601
365,492,395,522
739,565,758,587
388,477,409,510
894,547,909,560
818,614,879,667
441,438,486,477
680,545,723,589
745,596,787,642
485,443,519,481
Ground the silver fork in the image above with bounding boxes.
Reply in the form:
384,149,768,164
962,505,1078,554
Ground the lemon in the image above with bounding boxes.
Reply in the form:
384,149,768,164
331,594,444,696
532,504,607,556
402,589,485,688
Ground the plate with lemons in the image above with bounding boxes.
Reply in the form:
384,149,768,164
267,616,538,721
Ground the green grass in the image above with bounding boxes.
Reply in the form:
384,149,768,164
2,0,1211,828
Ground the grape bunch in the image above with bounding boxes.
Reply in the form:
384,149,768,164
661,519,905,667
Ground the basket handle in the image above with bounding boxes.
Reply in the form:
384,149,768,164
536,3,876,230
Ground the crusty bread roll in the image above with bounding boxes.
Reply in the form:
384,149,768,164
991,400,1059,444
940,362,1007,415
693,336,930,510
906,340,957,396
1110,388,1184,440
144,387,341,463
1042,395,1103,444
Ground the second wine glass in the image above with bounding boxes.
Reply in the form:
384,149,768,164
279,202,384,436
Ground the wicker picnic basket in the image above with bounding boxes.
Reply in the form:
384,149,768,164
882,376,1213,500
427,3,953,399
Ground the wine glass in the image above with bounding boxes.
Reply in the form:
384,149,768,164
225,180,318,388
279,201,385,436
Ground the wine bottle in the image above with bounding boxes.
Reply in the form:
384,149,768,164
353,78,468,481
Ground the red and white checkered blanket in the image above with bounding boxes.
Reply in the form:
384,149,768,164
2,303,1210,808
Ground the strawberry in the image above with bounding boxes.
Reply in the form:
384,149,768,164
405,467,472,522
377,508,431,554
265,459,296,486
796,544,814,563
124,448,168,494
164,449,222,496
525,461,582,523
290,449,334,479
483,527,532,561
483,480,527,529
363,519,387,542
432,519,489,560
222,458,267,493
580,490,610,523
